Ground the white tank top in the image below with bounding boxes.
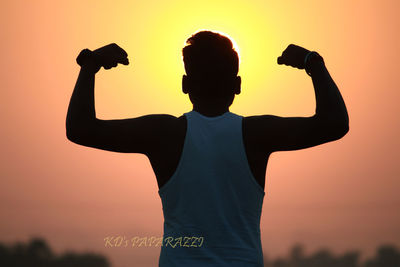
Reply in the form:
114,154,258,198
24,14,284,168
158,110,265,266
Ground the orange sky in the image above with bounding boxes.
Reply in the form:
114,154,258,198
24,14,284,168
1,0,399,266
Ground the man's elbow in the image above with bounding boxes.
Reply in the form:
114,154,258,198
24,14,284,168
66,128,82,144
66,120,78,142
66,124,90,145
328,121,349,140
65,118,97,144
66,130,94,147
315,113,349,141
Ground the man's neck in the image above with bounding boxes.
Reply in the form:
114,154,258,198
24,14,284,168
192,105,229,117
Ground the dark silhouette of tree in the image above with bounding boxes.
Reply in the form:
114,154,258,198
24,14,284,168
306,249,336,267
336,251,360,267
364,244,400,267
0,237,109,267
289,243,307,267
2,238,399,266
263,243,399,267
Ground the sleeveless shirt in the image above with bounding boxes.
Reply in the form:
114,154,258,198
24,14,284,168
158,110,265,267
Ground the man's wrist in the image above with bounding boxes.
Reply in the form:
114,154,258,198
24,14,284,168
77,49,100,74
305,52,325,76
81,59,100,74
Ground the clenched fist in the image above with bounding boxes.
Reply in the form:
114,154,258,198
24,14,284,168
77,43,129,73
277,44,310,69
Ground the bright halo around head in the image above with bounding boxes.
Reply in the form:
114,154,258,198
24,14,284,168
184,28,241,65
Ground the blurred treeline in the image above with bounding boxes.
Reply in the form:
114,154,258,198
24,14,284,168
0,238,109,267
263,242,400,267
0,238,399,267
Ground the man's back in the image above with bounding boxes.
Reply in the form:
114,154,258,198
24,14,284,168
146,112,270,191
145,109,348,191
157,110,265,266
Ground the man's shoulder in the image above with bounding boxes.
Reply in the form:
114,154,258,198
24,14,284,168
142,113,186,135
242,115,277,145
141,113,185,125
242,114,275,127
143,114,186,155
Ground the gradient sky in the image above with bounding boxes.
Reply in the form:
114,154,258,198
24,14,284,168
1,0,399,266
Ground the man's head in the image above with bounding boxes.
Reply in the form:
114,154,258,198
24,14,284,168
182,31,241,109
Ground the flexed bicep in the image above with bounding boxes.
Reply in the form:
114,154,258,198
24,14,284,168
67,114,177,154
245,115,346,154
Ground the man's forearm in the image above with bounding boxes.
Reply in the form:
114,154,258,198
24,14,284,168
309,58,349,129
66,64,97,138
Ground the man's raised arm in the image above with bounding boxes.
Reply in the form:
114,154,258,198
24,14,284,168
244,44,349,153
66,44,175,154
307,50,348,135
66,49,99,141
66,44,127,143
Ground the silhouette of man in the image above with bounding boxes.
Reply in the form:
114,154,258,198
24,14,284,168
66,30,349,266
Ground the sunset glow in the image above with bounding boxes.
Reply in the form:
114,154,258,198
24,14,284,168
1,1,399,267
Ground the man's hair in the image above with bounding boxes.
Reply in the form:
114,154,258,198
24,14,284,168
182,31,239,78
